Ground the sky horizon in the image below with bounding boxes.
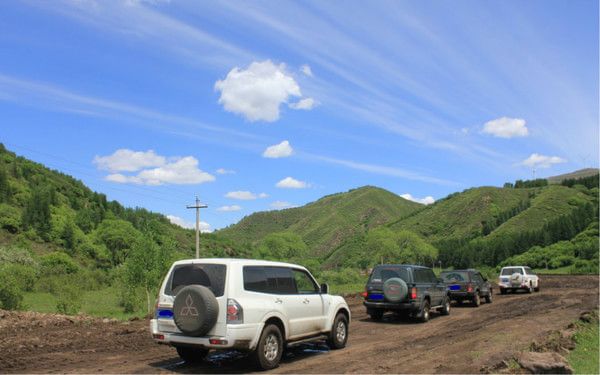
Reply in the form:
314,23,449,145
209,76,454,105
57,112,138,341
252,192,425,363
1,0,598,232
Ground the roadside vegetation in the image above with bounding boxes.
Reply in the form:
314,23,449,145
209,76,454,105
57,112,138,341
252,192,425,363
567,311,599,374
0,144,597,318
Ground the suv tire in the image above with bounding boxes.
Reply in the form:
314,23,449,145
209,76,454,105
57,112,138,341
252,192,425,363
327,313,348,349
175,346,209,363
368,308,384,321
472,293,481,307
440,296,450,316
252,324,283,370
485,291,493,303
534,284,540,292
417,299,430,323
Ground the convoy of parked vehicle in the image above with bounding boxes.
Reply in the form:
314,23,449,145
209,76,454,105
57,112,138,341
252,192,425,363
150,258,539,370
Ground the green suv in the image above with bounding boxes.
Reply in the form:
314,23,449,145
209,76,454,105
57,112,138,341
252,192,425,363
362,264,450,323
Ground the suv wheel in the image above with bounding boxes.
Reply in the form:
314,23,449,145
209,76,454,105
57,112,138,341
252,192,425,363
527,284,533,293
472,293,481,307
485,291,493,303
327,313,348,349
440,297,450,316
252,324,283,370
417,300,430,323
500,288,506,295
534,283,540,292
368,308,384,321
175,346,209,363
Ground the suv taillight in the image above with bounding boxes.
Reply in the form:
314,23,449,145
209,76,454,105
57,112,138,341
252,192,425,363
226,299,243,324
410,287,417,300
467,283,473,293
361,288,368,298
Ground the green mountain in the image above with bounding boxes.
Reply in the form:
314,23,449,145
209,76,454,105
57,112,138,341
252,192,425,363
547,168,600,184
219,186,422,257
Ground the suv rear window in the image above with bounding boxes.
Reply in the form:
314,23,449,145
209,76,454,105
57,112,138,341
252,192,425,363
243,266,297,294
501,267,523,276
369,266,410,283
440,271,469,282
165,264,226,297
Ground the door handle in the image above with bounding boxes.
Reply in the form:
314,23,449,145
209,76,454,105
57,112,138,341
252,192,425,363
303,298,310,304
275,298,283,304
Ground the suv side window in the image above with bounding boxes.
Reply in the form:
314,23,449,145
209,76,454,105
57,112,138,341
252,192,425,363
292,269,319,294
414,269,429,283
524,267,535,275
472,273,483,283
426,269,437,283
243,266,297,294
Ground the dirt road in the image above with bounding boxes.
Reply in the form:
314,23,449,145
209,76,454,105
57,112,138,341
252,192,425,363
1,275,597,374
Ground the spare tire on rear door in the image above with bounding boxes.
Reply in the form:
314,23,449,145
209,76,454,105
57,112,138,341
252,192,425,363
383,277,408,302
510,273,523,287
173,285,219,336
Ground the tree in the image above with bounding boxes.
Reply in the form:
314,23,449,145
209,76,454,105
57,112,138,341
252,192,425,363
0,166,10,203
256,232,308,261
94,219,142,265
121,237,173,314
366,228,438,266
22,186,53,239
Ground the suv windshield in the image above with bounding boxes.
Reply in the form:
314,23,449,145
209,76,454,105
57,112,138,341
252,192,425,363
165,263,227,297
501,267,523,276
440,271,469,282
369,266,410,283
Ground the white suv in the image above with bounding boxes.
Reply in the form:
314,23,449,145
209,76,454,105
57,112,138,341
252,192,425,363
150,258,350,370
498,266,540,294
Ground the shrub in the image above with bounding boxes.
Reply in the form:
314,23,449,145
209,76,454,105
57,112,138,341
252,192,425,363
0,245,37,266
1,264,38,291
0,204,21,233
0,273,23,310
40,252,79,275
54,282,82,315
570,260,599,275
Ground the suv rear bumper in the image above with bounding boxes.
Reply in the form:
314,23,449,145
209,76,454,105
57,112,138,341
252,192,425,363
150,319,262,351
447,291,476,300
363,300,419,311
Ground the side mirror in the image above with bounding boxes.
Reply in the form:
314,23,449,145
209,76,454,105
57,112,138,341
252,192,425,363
320,283,329,294
437,278,444,283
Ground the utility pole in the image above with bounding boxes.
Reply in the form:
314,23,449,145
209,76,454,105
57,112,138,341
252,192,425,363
187,196,207,259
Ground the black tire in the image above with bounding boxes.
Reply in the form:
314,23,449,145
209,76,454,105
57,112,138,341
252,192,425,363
252,324,283,371
500,289,506,295
440,296,451,316
175,346,209,363
472,293,481,307
368,308,384,321
526,284,533,294
173,285,219,337
485,291,493,303
327,313,348,349
417,299,430,323
534,284,540,292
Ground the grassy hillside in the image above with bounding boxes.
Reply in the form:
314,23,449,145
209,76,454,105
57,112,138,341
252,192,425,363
547,168,599,184
389,187,532,242
219,186,422,257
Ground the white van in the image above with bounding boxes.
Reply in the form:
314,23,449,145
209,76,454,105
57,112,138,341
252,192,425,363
150,258,350,370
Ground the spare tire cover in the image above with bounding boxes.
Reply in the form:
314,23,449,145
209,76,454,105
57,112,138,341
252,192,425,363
173,285,219,336
383,277,408,302
510,273,523,286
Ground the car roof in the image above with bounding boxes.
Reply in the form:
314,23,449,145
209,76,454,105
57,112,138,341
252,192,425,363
170,258,308,269
441,269,478,272
374,264,430,269
501,266,525,269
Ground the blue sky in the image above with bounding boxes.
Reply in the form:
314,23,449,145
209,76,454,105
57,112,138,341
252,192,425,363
0,0,598,231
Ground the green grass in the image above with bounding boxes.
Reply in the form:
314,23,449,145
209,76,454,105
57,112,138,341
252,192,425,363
568,313,599,374
23,288,145,320
533,266,572,275
329,282,365,295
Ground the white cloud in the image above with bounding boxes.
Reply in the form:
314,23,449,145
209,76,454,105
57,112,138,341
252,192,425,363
98,151,215,185
215,60,306,122
167,215,212,233
400,193,435,205
520,153,567,168
93,149,165,172
300,64,313,77
263,140,294,158
225,191,268,200
216,168,235,174
275,177,308,189
289,97,316,110
217,205,242,212
482,117,529,138
270,201,295,209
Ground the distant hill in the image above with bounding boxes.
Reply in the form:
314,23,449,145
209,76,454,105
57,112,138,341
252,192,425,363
219,186,422,257
547,168,599,184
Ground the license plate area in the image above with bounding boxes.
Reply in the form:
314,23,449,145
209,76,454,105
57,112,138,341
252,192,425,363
369,293,384,300
449,285,461,291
